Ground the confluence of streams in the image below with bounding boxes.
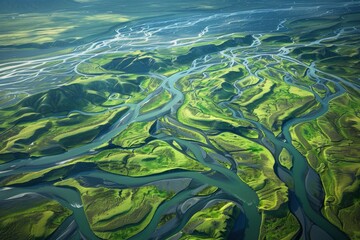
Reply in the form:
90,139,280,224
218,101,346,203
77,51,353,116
1,5,358,240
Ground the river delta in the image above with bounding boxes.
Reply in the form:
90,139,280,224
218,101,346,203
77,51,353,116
0,1,359,239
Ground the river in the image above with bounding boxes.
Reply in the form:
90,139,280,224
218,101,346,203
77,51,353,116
0,2,359,239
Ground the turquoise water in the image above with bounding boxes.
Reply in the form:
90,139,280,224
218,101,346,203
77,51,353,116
0,1,359,239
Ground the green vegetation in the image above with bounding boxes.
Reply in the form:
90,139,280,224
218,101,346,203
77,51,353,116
231,71,316,135
157,213,177,228
0,196,72,239
0,158,88,186
95,140,210,176
157,117,208,144
196,185,218,196
209,132,288,211
236,78,274,107
0,6,359,240
286,12,360,86
259,204,300,240
140,90,172,114
55,178,173,239
178,92,245,131
0,105,128,162
290,93,360,239
175,35,253,65
1,139,209,186
112,120,155,148
260,34,293,45
178,201,240,239
238,75,260,88
0,69,168,162
176,65,252,132
279,148,293,170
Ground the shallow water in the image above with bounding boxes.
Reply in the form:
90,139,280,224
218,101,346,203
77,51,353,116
0,1,359,239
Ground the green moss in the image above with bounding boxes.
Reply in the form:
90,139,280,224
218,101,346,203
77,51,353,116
0,74,134,162
259,205,300,240
291,93,360,238
234,79,274,107
238,75,260,88
231,72,316,135
326,81,337,94
0,197,72,239
140,89,172,114
279,148,293,170
55,178,173,239
261,34,293,45
196,185,218,196
112,120,155,148
158,117,208,144
178,92,251,131
124,77,163,104
1,158,87,186
0,106,128,161
312,84,327,98
175,36,253,65
240,128,259,139
157,213,177,228
337,200,360,240
94,140,210,176
1,11,359,240
210,132,288,211
179,201,240,239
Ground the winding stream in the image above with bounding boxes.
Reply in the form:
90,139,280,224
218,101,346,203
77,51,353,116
1,2,359,240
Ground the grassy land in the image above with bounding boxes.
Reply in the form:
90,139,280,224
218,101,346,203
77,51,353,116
177,201,240,239
0,105,128,162
1,139,209,186
155,117,208,145
231,69,317,136
209,132,288,211
55,178,173,239
259,204,300,240
279,148,293,170
0,70,167,162
177,92,244,131
290,93,360,239
140,90,172,114
0,196,72,239
176,65,252,131
0,157,91,186
95,140,210,176
196,185,218,196
112,120,155,148
1,8,359,240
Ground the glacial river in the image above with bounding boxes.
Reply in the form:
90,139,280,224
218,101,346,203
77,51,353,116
0,2,359,240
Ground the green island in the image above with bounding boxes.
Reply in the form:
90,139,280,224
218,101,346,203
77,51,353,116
174,201,241,239
0,195,72,239
55,178,174,239
0,1,359,240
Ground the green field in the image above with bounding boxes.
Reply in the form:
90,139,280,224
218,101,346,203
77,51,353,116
0,1,359,240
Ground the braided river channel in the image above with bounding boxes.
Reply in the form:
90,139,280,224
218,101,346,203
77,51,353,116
0,1,359,240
